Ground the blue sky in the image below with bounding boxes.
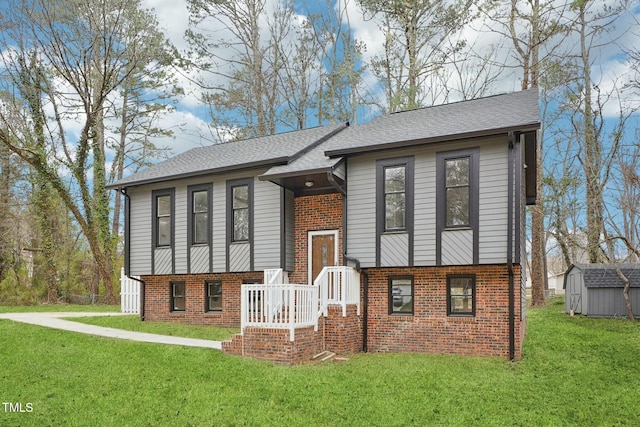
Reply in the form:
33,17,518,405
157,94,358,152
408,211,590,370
138,0,640,157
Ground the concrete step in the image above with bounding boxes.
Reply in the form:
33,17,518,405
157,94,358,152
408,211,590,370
313,350,336,362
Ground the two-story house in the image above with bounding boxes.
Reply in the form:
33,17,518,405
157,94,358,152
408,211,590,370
110,89,539,364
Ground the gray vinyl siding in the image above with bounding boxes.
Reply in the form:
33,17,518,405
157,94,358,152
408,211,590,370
346,155,377,267
441,229,473,265
346,137,512,267
154,248,172,274
211,180,226,272
126,168,285,275
253,178,282,271
333,161,346,181
380,233,409,266
229,242,251,272
174,186,188,273
128,188,152,276
414,154,437,265
478,141,509,264
190,246,210,273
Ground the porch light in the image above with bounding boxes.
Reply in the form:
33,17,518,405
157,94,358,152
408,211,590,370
304,180,314,188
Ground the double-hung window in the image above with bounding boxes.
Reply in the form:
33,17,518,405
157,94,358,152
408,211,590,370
153,189,174,248
384,166,406,230
171,281,185,312
188,185,212,246
193,191,208,244
389,276,413,315
376,157,415,267
447,275,475,316
444,157,470,227
232,185,249,242
205,281,222,312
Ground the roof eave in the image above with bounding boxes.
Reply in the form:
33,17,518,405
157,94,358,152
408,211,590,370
106,157,289,190
324,123,541,158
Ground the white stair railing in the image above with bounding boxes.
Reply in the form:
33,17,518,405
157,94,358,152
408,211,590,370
240,266,360,342
241,283,317,341
314,266,360,317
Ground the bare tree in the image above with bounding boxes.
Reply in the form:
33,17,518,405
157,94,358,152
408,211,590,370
358,0,475,112
0,0,176,303
477,0,570,306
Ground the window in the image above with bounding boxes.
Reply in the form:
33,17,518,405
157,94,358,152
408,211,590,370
376,157,415,267
171,282,185,312
188,185,211,246
447,275,475,316
384,165,406,230
389,276,413,315
153,190,174,248
232,185,249,242
205,281,222,312
445,157,470,227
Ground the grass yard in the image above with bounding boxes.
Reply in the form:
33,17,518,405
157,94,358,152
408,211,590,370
1,297,639,427
0,304,119,313
67,315,239,341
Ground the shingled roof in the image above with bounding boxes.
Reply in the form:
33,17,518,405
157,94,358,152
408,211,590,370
109,123,347,188
567,264,640,288
323,89,540,157
111,89,540,189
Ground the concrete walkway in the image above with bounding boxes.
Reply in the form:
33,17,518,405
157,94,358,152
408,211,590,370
0,312,222,350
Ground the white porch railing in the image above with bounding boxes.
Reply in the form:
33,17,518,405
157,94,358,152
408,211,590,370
241,283,318,341
315,266,361,317
240,266,360,341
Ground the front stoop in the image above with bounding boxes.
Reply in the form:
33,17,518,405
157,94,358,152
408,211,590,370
221,304,362,364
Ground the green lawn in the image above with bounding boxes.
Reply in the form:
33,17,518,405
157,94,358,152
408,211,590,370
67,315,239,341
0,304,119,313
1,297,639,427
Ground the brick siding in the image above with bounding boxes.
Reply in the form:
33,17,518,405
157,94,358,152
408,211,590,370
363,264,524,359
222,305,362,364
289,193,343,285
141,192,525,362
141,272,262,327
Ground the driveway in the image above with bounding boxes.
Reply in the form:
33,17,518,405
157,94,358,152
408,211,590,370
0,312,222,349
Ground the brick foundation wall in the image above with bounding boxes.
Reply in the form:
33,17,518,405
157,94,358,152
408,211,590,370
141,272,262,327
221,305,362,364
323,305,363,354
225,326,325,365
289,193,343,285
364,264,524,359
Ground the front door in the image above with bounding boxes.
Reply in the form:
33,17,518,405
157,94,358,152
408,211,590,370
309,232,337,285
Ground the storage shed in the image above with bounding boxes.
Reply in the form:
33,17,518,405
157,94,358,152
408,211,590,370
564,264,640,317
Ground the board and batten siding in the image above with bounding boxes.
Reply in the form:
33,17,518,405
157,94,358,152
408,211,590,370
125,169,286,276
346,137,513,268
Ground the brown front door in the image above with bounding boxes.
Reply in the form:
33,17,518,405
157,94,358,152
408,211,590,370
311,233,336,284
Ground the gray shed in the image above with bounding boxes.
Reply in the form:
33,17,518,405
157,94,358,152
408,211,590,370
564,264,640,317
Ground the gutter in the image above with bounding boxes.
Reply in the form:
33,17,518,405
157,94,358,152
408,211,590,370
507,133,516,361
119,188,146,321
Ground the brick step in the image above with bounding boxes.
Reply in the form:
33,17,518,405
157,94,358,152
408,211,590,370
313,350,336,362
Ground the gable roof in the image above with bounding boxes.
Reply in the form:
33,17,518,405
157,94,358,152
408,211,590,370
323,89,540,157
110,89,540,189
109,123,347,188
566,264,640,288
